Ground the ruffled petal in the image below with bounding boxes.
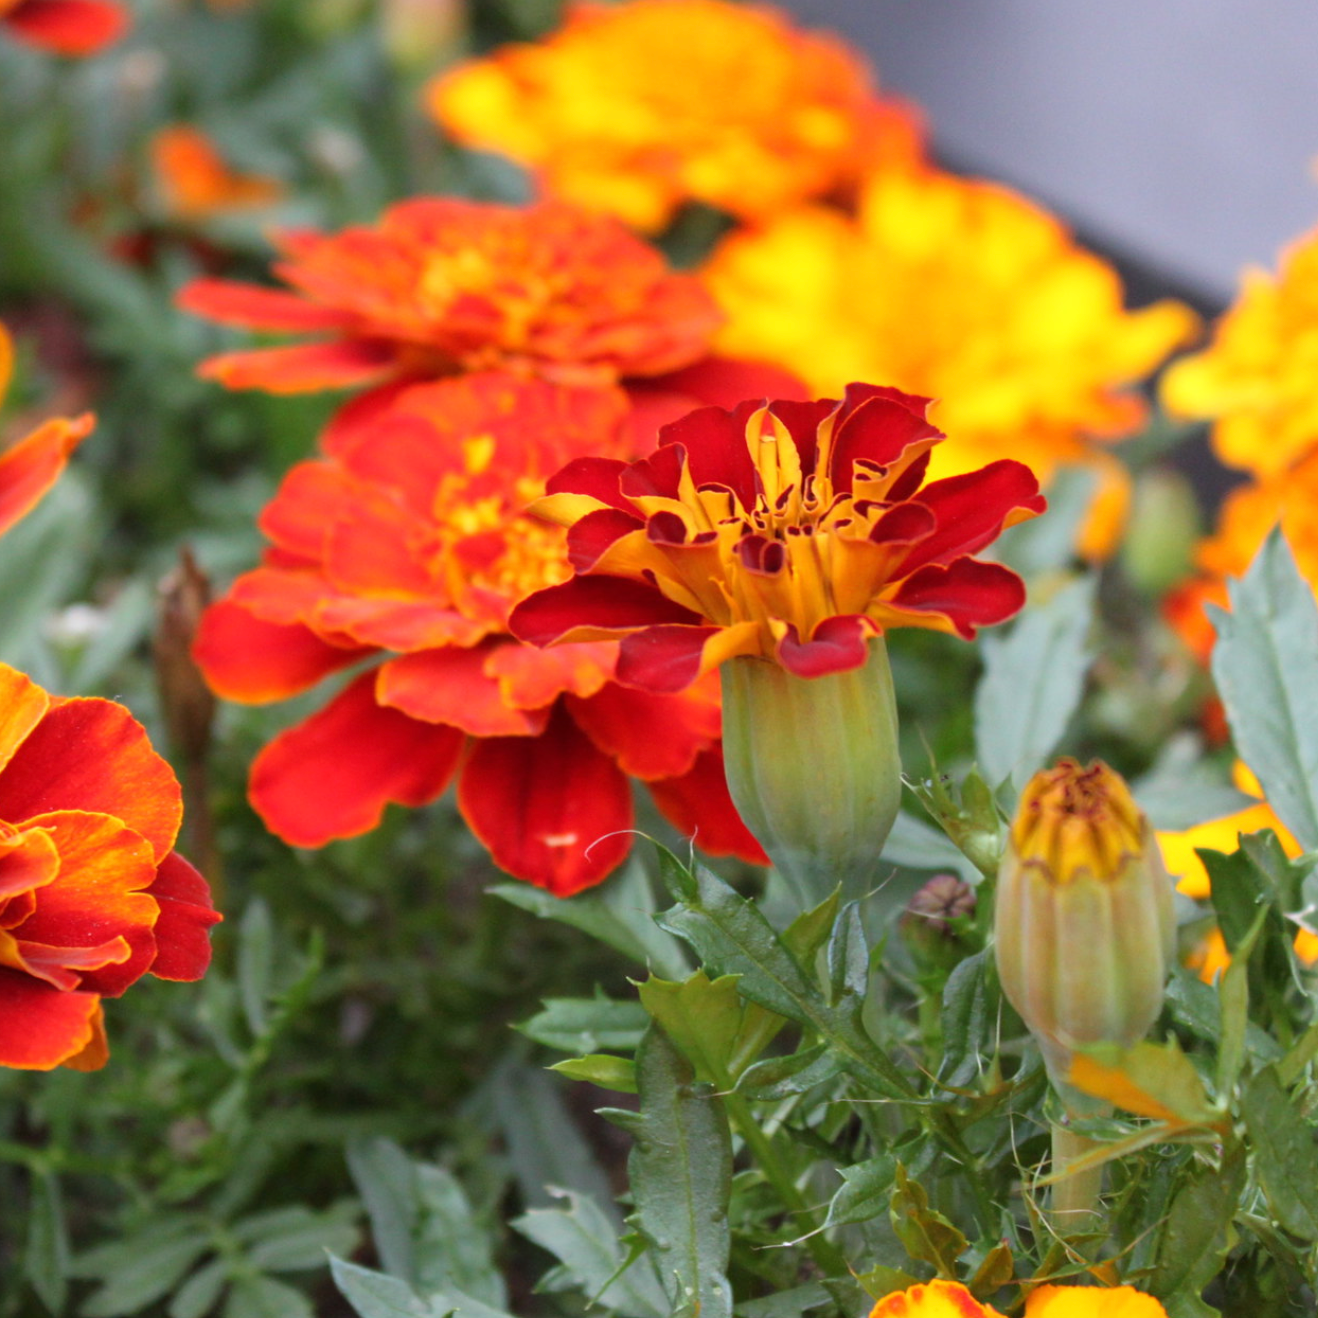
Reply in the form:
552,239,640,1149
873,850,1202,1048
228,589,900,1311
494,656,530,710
568,681,718,780
377,645,551,737
0,967,100,1070
510,574,702,647
484,640,616,709
457,705,632,896
145,852,220,982
615,619,761,692
250,671,464,847
885,559,1027,638
775,614,877,678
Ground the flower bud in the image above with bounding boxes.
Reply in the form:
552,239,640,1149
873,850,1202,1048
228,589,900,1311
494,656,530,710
719,637,901,906
899,874,977,977
994,759,1173,1087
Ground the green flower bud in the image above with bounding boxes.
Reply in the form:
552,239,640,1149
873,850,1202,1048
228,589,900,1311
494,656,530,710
994,758,1174,1088
719,637,901,907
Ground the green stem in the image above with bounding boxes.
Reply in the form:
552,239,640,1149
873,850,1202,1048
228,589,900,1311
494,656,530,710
1049,1118,1105,1233
721,1091,850,1279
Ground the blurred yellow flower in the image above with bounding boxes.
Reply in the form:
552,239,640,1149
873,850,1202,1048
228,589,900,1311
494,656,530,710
703,168,1196,550
427,0,922,232
1162,226,1318,478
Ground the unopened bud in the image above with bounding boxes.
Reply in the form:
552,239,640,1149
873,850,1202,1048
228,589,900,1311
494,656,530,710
900,874,976,976
994,759,1173,1087
719,637,901,907
154,547,215,765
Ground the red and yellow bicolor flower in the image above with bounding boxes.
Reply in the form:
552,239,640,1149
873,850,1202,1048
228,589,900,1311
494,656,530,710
193,373,765,896
512,383,1044,690
0,664,219,1070
0,323,93,538
869,1279,1168,1317
0,0,127,53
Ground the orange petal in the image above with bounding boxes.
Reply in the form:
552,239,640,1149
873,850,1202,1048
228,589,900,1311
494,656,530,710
0,412,94,538
197,340,398,393
377,646,551,738
0,663,50,776
0,967,100,1069
61,1000,109,1070
3,0,128,54
568,681,718,780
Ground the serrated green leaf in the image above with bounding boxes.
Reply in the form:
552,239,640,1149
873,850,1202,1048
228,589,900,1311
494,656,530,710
974,574,1095,793
778,890,841,965
550,1054,638,1093
825,901,868,1004
1209,530,1318,851
939,951,996,1087
1148,1146,1244,1302
889,1165,967,1276
823,1156,897,1229
736,1042,843,1101
629,1026,733,1318
519,995,650,1055
513,1189,668,1318
1217,910,1267,1100
1242,1066,1318,1240
412,1165,505,1303
26,1170,69,1316
637,971,744,1086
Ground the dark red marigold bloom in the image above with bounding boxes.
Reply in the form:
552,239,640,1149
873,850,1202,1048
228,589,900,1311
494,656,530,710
512,383,1046,691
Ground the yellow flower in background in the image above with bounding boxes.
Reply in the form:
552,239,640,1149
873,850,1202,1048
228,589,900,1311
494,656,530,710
1162,226,1318,478
704,168,1196,550
428,0,922,232
866,1280,1169,1318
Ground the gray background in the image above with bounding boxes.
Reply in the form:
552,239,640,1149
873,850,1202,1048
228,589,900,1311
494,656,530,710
787,0,1318,304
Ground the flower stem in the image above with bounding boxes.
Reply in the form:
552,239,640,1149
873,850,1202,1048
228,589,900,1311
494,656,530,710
1049,1117,1105,1233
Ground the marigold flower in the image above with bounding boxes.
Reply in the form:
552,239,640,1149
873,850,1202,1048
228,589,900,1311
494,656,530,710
511,384,1044,690
1162,226,1318,478
703,168,1196,527
868,1279,1004,1317
0,0,126,52
151,126,284,222
995,760,1174,1085
0,663,219,1070
427,0,923,232
867,1280,1169,1318
177,197,721,397
192,373,764,895
0,323,94,538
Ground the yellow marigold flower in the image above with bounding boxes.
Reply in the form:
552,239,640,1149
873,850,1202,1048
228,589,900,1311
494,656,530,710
703,168,1196,536
1025,1284,1169,1317
995,760,1174,1083
868,1279,1004,1317
1162,226,1318,477
427,0,922,232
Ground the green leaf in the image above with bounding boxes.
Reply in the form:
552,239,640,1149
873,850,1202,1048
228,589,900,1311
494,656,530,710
75,1224,211,1317
736,1043,843,1101
223,1276,313,1318
518,995,651,1055
237,898,274,1038
1241,1066,1318,1239
853,1265,923,1303
825,901,868,1004
1277,1020,1318,1088
491,859,688,978
778,889,841,965
168,1260,228,1318
1209,529,1318,850
550,1054,638,1094
235,1202,360,1272
1216,910,1267,1100
346,1137,420,1284
735,1282,832,1317
513,1188,668,1318
637,971,745,1086
823,1156,897,1229
1148,1146,1245,1302
1132,741,1257,832
966,1241,1014,1299
26,1169,69,1315
628,1025,733,1318
329,1257,512,1318
889,1165,967,1277
974,574,1096,792
1067,1039,1220,1128
939,951,996,1088
882,812,982,885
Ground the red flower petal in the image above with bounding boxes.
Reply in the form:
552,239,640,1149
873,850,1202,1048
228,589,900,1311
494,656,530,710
615,624,725,693
655,402,763,506
457,705,633,896
177,279,353,332
0,413,94,538
193,600,371,703
0,968,100,1070
567,507,644,572
484,640,616,709
568,681,718,781
377,645,551,737
828,391,941,494
647,746,769,866
198,340,398,393
0,700,182,861
4,0,128,54
889,559,1028,638
146,853,220,982
510,575,701,647
545,456,635,512
774,615,876,678
250,671,464,847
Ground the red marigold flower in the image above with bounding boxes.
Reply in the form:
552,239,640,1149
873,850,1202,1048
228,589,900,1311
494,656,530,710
192,373,765,895
0,0,128,53
0,663,219,1070
177,198,721,397
0,322,93,538
511,384,1046,692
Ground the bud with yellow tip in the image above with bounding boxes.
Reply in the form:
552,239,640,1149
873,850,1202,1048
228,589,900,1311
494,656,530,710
994,759,1174,1089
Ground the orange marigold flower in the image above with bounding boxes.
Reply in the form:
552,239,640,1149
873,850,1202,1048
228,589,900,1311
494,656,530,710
0,0,126,52
1162,225,1318,478
151,125,284,222
868,1280,1168,1318
177,197,721,397
0,322,93,538
703,168,1196,502
0,663,219,1070
869,1279,1004,1317
192,373,765,895
511,384,1045,692
426,0,922,232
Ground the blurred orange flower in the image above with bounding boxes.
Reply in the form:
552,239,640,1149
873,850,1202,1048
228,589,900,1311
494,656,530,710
0,323,93,537
0,663,219,1070
178,198,721,396
1162,226,1318,478
427,0,922,232
0,0,127,53
703,168,1196,546
192,373,764,894
151,125,283,222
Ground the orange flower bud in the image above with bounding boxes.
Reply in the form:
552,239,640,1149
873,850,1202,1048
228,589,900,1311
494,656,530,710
994,759,1174,1085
